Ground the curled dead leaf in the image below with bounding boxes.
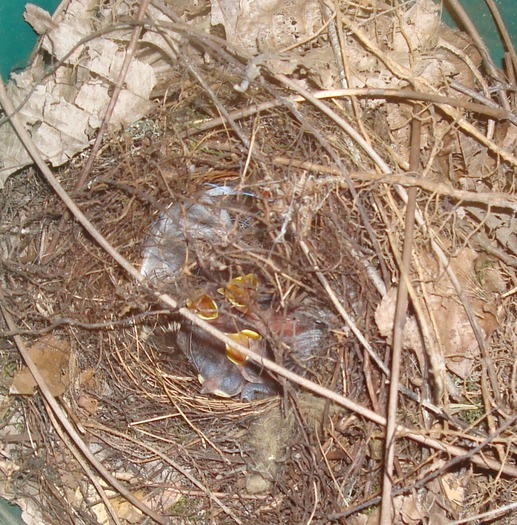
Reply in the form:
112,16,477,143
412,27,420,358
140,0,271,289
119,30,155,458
10,336,70,397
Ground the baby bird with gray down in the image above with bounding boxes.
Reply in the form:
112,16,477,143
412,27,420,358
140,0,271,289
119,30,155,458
141,186,330,400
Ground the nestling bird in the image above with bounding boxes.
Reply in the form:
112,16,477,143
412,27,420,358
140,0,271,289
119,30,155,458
175,320,278,400
141,186,330,400
141,186,234,287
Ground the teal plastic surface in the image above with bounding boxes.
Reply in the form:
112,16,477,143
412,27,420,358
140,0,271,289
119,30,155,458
0,497,24,525
442,0,517,68
0,0,60,80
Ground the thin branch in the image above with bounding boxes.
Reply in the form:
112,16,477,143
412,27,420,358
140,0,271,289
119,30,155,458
329,413,517,521
448,501,517,525
44,400,121,525
196,142,517,211
273,74,391,286
78,0,152,189
182,88,515,139
380,109,421,525
484,0,517,83
0,310,171,337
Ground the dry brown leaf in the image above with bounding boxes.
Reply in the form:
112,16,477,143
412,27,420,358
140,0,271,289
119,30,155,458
441,472,466,511
396,494,425,524
458,134,490,178
375,287,425,361
376,247,501,380
92,491,144,524
10,335,70,396
77,394,98,414
300,47,340,90
78,368,95,386
392,0,440,55
210,0,322,55
0,0,158,186
425,247,500,378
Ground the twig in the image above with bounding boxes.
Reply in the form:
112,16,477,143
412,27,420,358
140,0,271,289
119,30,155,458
0,310,170,337
162,383,231,464
273,74,391,286
321,1,347,90
182,56,251,150
439,38,496,139
447,500,517,525
327,167,517,212
275,77,394,174
484,0,517,84
380,109,421,525
44,400,121,525
77,0,152,188
200,141,517,211
182,88,515,138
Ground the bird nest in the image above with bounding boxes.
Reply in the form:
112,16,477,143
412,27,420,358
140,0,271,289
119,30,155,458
1,0,517,524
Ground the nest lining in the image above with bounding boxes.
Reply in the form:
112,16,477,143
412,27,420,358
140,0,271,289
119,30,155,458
1,0,517,524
